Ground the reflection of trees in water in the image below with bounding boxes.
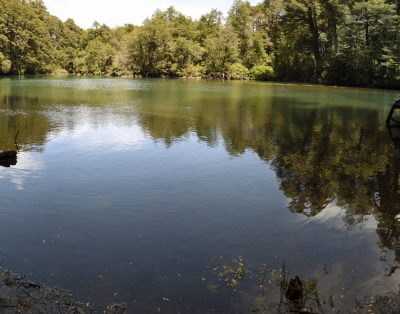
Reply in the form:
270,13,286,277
2,82,400,258
137,100,400,259
0,80,137,152
0,82,51,151
374,127,400,261
259,108,400,260
0,112,50,152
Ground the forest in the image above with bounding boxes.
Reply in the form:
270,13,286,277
0,0,400,87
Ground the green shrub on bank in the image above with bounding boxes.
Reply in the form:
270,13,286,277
0,52,11,74
227,63,250,80
0,60,11,74
250,65,274,81
52,68,69,76
179,64,205,78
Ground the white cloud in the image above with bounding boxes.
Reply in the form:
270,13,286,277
43,0,261,29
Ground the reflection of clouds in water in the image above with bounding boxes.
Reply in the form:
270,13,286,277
0,152,43,190
356,262,400,296
42,103,147,151
44,105,137,127
311,256,400,309
304,204,396,307
306,202,378,231
47,123,147,152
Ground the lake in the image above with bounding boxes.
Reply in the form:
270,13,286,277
0,77,399,313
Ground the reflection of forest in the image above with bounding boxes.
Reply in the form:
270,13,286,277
109,99,400,263
0,81,50,151
2,80,400,260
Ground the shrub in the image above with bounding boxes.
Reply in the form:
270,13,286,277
227,63,250,80
250,65,274,81
0,60,11,74
179,64,205,78
52,68,69,76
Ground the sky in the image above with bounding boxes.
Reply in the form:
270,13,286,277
43,0,261,29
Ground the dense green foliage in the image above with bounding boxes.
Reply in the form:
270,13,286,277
1,0,400,86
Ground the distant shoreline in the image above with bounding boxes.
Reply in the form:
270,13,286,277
1,74,400,91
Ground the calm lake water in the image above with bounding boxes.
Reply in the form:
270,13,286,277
0,77,400,312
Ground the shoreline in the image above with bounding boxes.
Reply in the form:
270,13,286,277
1,265,400,313
1,74,399,91
0,267,126,313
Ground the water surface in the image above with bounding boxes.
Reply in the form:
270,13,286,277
0,78,399,312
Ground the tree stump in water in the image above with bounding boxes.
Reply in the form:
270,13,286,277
0,151,17,167
286,276,304,303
